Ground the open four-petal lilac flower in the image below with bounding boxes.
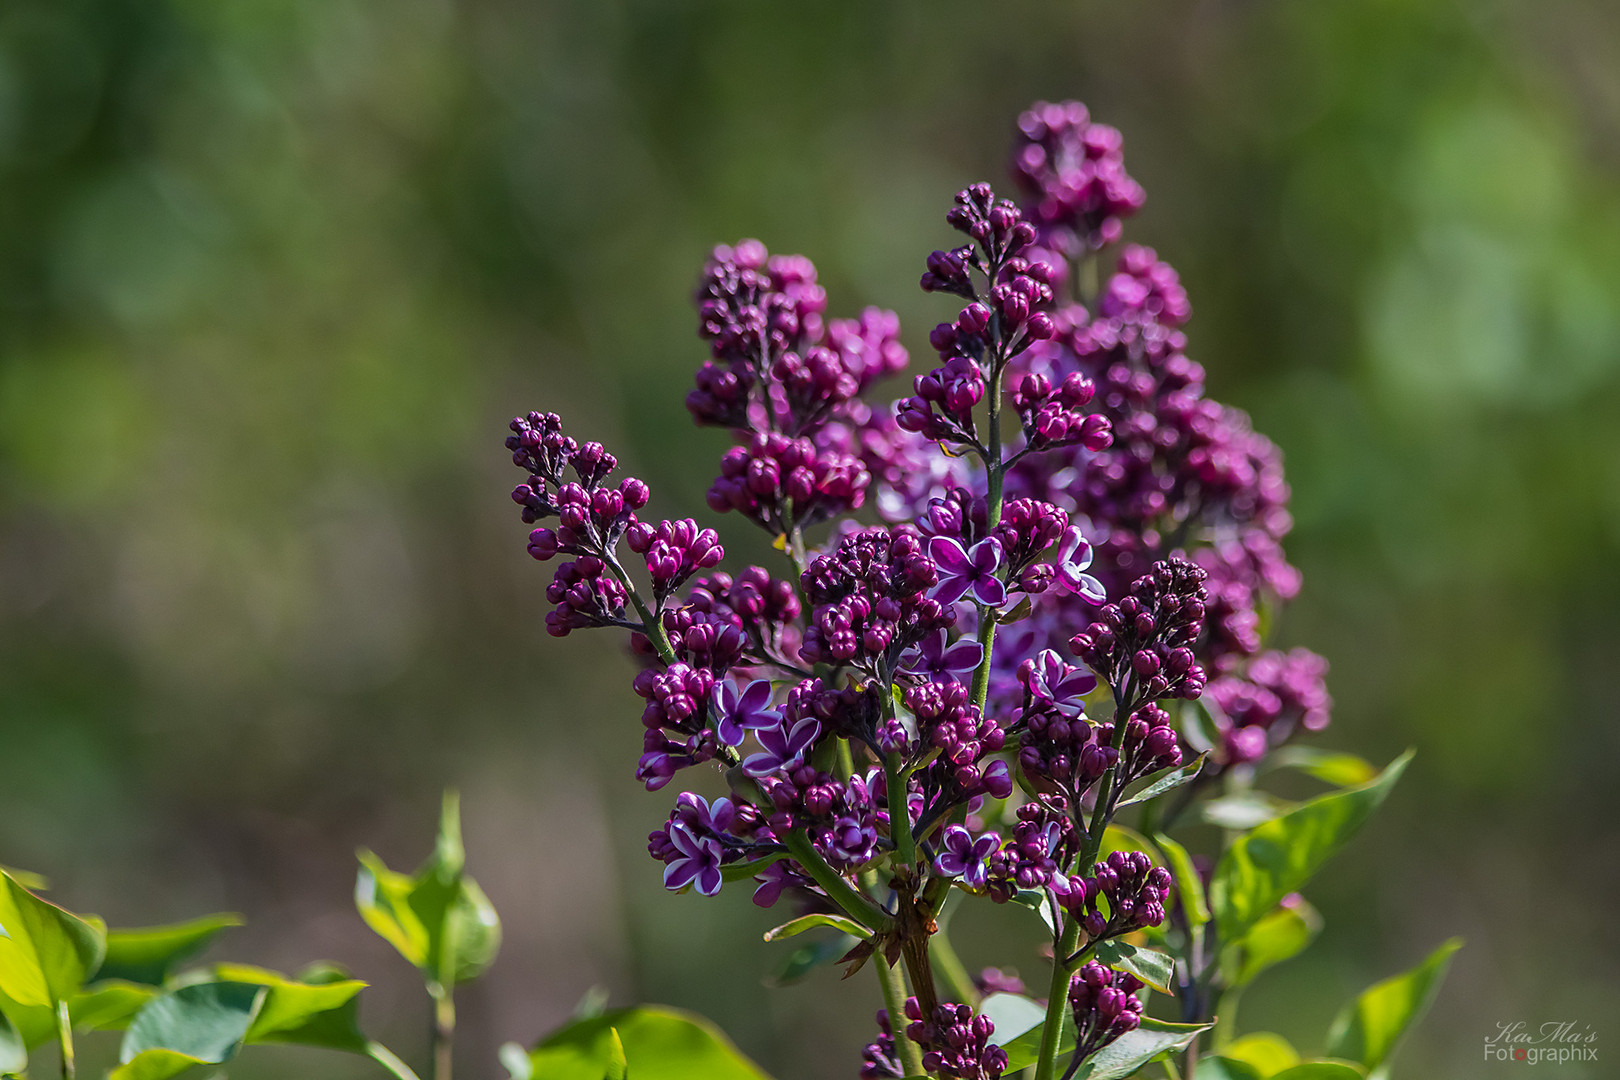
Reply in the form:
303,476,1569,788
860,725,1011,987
710,678,780,747
1021,648,1098,716
675,791,735,834
1054,527,1106,604
742,715,823,777
929,536,1007,607
663,821,724,896
935,824,1002,889
900,628,985,680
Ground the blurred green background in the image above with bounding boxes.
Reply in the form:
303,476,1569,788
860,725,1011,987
1,1,1617,1077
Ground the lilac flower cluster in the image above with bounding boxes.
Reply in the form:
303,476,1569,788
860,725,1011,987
1053,850,1173,942
1012,100,1146,255
862,1000,1008,1080
1207,647,1333,763
1067,962,1146,1062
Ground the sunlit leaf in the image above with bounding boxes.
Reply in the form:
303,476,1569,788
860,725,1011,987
210,963,369,1052
603,1027,628,1080
1220,899,1322,988
71,980,160,1032
1271,1064,1367,1080
1116,754,1208,809
1076,1017,1212,1080
1092,940,1175,994
1153,832,1210,928
95,915,243,987
1223,1032,1301,1076
523,1006,771,1080
0,869,107,1008
116,980,266,1080
1201,1058,1265,1080
1211,752,1412,942
762,914,870,943
1266,748,1378,788
1325,938,1462,1072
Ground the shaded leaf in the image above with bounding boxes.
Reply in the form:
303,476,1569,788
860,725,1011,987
1221,899,1323,989
1325,938,1462,1072
0,1008,23,1075
1116,754,1208,809
1211,752,1412,942
116,980,266,1080
1092,940,1174,994
764,933,859,988
211,963,368,1052
762,914,870,943
1077,1017,1212,1080
523,1006,771,1080
1201,1058,1265,1080
1000,1007,1073,1072
96,915,243,987
1153,832,1210,929
1201,792,1295,830
1223,1032,1300,1076
1011,890,1059,936
0,869,107,1008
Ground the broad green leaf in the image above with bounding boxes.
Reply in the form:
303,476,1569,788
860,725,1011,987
1201,792,1295,830
762,914,870,943
1201,1058,1265,1080
72,980,160,1032
355,850,427,968
1000,1007,1073,1071
0,870,47,893
524,1006,770,1080
1092,940,1175,994
1224,1032,1300,1076
603,1027,628,1080
1077,1017,1212,1080
211,963,369,1052
1271,1064,1367,1080
116,980,266,1079
0,1008,23,1075
1221,899,1322,989
1211,751,1412,942
764,933,859,987
439,874,502,985
96,915,243,987
1116,754,1208,809
1153,832,1210,928
1325,938,1461,1072
978,993,1046,1046
0,870,107,1008
1266,749,1377,788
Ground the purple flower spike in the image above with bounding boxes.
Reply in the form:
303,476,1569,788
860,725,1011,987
930,536,1008,608
935,824,1001,889
1020,648,1098,715
901,628,985,680
742,715,823,777
662,822,724,896
1054,527,1106,604
711,678,781,747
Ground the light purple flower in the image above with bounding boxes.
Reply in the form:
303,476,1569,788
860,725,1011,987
675,791,736,834
742,715,822,777
1020,648,1098,716
752,861,795,908
929,536,1007,607
900,628,985,680
934,824,1001,889
1054,527,1106,604
711,678,780,747
663,821,724,896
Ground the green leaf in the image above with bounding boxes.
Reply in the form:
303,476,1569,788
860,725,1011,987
719,853,786,882
1211,751,1412,942
1271,1065,1367,1080
1116,754,1208,809
0,869,107,1008
1092,940,1175,994
523,1006,771,1080
1325,938,1462,1072
763,933,859,987
1098,825,1157,863
355,791,502,988
1000,1007,1073,1072
1201,792,1295,830
1223,1032,1300,1076
1201,1058,1265,1080
95,915,244,987
116,980,266,1080
0,1008,24,1075
978,993,1046,1046
1011,890,1059,936
762,914,871,943
210,963,369,1052
0,870,47,893
501,1040,535,1080
1153,832,1210,929
1077,1017,1212,1080
1266,749,1378,788
603,1028,628,1080
1220,899,1323,989
71,980,160,1032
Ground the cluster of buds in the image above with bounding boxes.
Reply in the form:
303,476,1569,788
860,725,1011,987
626,518,724,599
1011,367,1113,454
799,527,951,674
1011,100,1146,254
1055,850,1173,941
906,1000,1009,1080
1098,701,1185,788
1067,962,1146,1062
1207,648,1333,763
707,432,869,533
984,800,1078,901
1070,558,1209,705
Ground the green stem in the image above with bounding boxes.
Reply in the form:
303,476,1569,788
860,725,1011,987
780,831,888,930
431,987,455,1080
367,1041,426,1080
970,362,1007,714
875,949,926,1077
885,756,916,867
55,999,73,1080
